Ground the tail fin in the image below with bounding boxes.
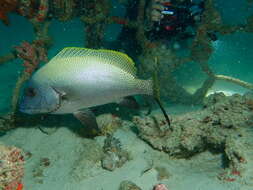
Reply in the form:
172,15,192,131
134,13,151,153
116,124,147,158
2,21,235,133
152,60,171,128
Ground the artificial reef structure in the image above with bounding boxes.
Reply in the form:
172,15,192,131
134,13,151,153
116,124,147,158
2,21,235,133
0,0,252,137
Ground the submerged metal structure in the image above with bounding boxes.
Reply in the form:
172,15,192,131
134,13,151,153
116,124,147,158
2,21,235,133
0,0,252,127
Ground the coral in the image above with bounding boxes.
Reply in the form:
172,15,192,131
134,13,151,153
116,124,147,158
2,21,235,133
18,0,35,18
18,0,48,22
9,41,47,114
53,0,75,21
153,184,169,190
31,0,49,22
0,0,18,25
0,143,24,190
101,135,129,171
15,41,47,74
1,21,51,128
119,180,142,190
81,0,111,48
190,0,222,63
133,93,253,181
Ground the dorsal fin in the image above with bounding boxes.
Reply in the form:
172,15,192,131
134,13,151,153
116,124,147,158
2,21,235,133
49,47,137,76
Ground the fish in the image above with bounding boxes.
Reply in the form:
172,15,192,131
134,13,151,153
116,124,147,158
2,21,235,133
19,47,171,134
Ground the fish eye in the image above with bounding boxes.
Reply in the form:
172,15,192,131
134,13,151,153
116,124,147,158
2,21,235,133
25,87,36,97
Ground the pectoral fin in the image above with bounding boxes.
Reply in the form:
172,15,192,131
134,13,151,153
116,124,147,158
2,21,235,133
73,109,99,136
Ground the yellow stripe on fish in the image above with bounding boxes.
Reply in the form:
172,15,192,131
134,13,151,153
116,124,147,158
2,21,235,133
48,47,137,76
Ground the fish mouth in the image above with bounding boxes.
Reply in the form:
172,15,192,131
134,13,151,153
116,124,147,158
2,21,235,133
19,104,54,114
19,97,62,114
19,86,63,114
19,102,36,114
19,105,61,114
19,106,45,114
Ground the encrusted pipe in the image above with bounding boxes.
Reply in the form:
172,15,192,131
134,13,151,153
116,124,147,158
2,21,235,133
215,75,253,90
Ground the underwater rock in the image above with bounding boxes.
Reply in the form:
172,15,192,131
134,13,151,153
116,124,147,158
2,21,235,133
203,92,227,106
153,184,169,190
101,135,129,171
96,113,122,135
0,143,24,190
119,180,142,190
133,93,253,180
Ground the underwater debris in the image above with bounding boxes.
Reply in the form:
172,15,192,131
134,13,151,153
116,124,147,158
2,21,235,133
118,180,142,190
133,93,253,180
101,135,129,171
0,143,24,190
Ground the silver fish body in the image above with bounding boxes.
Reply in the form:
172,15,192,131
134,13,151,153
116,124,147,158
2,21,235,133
20,48,152,115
